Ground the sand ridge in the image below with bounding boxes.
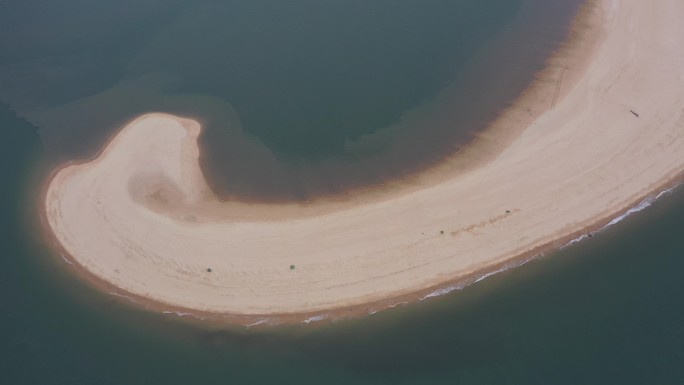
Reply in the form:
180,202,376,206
45,0,684,321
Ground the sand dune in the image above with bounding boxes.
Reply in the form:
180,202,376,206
45,0,684,322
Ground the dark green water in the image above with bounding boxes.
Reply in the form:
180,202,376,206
1,0,583,200
2,104,684,384
2,0,684,383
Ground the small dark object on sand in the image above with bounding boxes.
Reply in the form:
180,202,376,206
290,265,296,270
630,110,639,117
207,268,212,272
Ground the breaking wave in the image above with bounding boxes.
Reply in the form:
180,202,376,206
302,314,328,324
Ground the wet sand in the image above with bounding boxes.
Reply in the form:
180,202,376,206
44,0,684,324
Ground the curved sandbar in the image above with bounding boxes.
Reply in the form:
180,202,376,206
46,0,684,320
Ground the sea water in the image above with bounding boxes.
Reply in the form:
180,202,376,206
2,102,683,385
3,0,683,383
1,0,584,200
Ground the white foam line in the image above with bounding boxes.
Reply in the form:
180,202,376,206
108,292,139,304
424,184,683,302
161,310,206,321
655,187,674,200
474,253,542,284
563,183,682,250
421,284,465,300
605,197,656,228
302,314,328,324
161,310,194,317
369,300,410,315
59,253,73,265
245,319,270,327
419,254,544,301
563,234,589,249
387,301,409,308
474,269,505,284
601,184,679,229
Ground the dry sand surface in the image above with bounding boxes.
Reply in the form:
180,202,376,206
45,0,684,322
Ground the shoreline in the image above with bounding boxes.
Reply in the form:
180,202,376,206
194,0,598,206
37,0,603,222
40,0,684,326
38,176,684,327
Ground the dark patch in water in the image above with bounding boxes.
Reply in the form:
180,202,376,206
0,0,584,202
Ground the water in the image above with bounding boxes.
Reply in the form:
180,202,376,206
1,0,583,200
2,0,684,383
2,103,684,384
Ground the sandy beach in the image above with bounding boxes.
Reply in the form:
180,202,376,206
44,0,684,323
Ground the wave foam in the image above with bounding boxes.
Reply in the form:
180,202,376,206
108,292,139,304
59,253,74,265
161,310,195,317
302,314,328,324
245,319,270,327
414,183,681,303
421,285,465,300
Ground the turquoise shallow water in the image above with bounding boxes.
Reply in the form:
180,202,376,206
2,103,684,384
